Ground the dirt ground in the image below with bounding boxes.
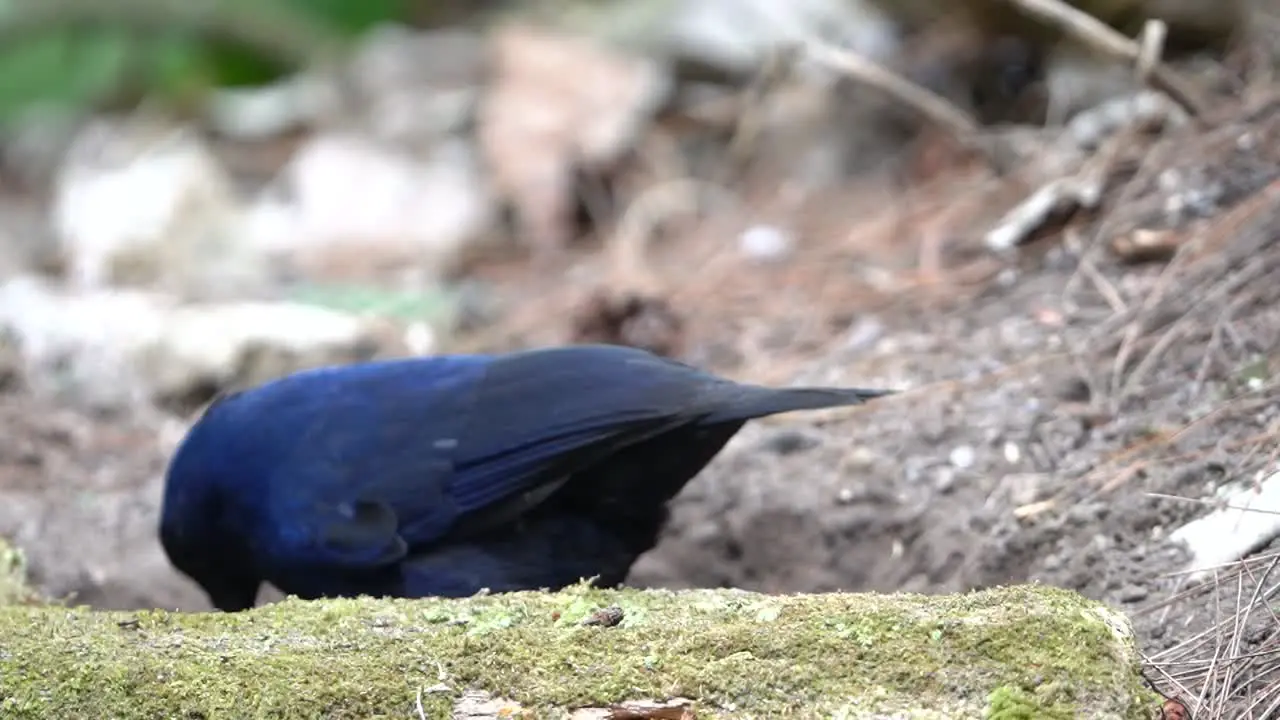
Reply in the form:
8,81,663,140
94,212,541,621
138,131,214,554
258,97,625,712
2,95,1280,714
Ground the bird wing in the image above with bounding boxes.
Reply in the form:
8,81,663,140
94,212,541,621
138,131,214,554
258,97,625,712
273,348,712,571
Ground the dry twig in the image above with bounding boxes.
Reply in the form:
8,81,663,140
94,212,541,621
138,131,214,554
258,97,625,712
1001,0,1209,118
1142,543,1280,719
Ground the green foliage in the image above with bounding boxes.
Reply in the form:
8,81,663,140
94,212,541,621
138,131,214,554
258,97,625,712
280,0,406,35
0,0,408,125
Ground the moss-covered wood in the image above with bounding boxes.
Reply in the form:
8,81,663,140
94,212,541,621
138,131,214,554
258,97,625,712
0,577,1156,719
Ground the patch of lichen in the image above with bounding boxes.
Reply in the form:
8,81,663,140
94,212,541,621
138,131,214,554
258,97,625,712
0,583,1157,719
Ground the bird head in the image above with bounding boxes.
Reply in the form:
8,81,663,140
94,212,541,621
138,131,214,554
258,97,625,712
159,512,261,612
159,394,262,612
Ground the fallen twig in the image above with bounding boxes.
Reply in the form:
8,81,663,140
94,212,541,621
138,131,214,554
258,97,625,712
1001,0,1210,118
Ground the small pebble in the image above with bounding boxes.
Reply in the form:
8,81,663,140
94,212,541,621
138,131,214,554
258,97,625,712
761,430,819,456
1056,377,1091,402
949,445,975,470
582,605,625,627
843,317,884,352
1003,442,1021,464
738,224,794,262
934,466,956,493
843,446,877,470
1005,473,1048,507
1067,503,1104,525
1117,584,1149,603
404,322,435,355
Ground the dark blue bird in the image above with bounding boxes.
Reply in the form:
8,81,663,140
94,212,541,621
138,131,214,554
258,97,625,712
159,343,893,611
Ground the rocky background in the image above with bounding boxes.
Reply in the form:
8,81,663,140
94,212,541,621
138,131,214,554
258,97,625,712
0,0,1278,716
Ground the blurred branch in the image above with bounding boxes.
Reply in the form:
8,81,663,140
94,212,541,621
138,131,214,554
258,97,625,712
800,39,980,142
722,45,799,182
999,0,1208,119
738,1,998,169
794,36,1045,175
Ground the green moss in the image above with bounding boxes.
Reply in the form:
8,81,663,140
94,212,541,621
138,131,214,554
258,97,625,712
986,684,1074,719
0,583,1158,719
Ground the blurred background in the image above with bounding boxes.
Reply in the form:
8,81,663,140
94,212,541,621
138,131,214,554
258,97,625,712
0,0,1279,711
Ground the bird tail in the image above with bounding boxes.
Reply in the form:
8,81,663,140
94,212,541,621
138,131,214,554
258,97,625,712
702,385,895,424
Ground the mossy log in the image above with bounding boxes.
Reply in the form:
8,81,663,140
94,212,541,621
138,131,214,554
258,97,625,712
0,569,1157,720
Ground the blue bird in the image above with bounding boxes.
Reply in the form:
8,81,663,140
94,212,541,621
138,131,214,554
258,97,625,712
159,343,893,611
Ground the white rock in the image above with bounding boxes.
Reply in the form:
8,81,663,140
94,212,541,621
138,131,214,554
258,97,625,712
0,275,170,410
239,194,302,257
144,301,388,401
0,275,402,412
206,74,335,141
249,132,495,283
51,118,269,301
1169,469,1280,583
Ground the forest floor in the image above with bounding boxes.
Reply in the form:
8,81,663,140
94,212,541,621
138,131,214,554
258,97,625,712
2,89,1279,717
